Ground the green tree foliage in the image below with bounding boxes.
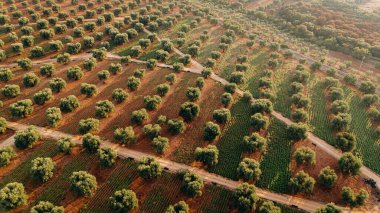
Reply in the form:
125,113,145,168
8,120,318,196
287,123,308,141
341,187,368,207
168,119,186,135
33,88,53,105
359,81,376,94
293,147,316,165
127,76,141,91
186,87,201,101
82,133,101,153
335,132,356,152
137,157,162,180
237,158,261,181
289,170,315,194
112,88,128,103
212,108,231,124
49,78,66,93
203,122,220,141
30,157,54,182
165,201,189,213
23,73,40,87
1,84,20,98
179,102,200,122
95,100,114,118
114,126,136,145
80,83,97,97
0,146,16,167
0,182,27,211
234,183,258,212
78,118,99,134
83,57,97,71
180,171,204,197
98,147,116,167
57,137,75,154
144,95,162,111
258,201,281,213
0,68,13,82
131,108,148,125
67,66,83,80
251,99,273,114
152,136,169,154
30,201,64,213
9,99,34,118
243,133,267,153
59,95,79,112
250,113,269,131
194,145,219,166
45,107,62,127
318,166,337,189
109,189,138,212
39,63,55,77
316,203,341,213
338,153,362,175
156,84,170,97
57,53,71,64
0,117,6,134
331,113,351,131
70,171,97,197
165,73,176,84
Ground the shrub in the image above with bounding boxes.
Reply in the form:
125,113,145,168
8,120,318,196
98,147,116,167
0,146,16,167
57,137,75,154
30,201,64,213
59,95,79,112
143,124,161,139
318,166,337,189
330,100,349,114
341,187,368,207
95,100,114,118
1,84,20,98
0,182,27,211
234,183,258,212
67,66,83,80
287,123,308,141
291,109,308,123
80,83,97,97
173,63,184,72
291,93,310,109
144,95,162,111
146,59,157,70
131,108,148,125
237,158,261,181
289,170,315,194
203,122,220,141
220,92,233,107
78,118,99,134
137,157,162,179
293,147,316,165
338,153,362,175
29,46,45,58
328,87,344,101
14,127,41,149
112,88,128,103
243,133,267,153
114,127,136,145
30,157,54,182
179,102,200,122
167,119,186,135
180,171,204,197
127,76,141,91
152,136,169,154
22,73,40,87
9,99,34,118
49,78,66,92
70,171,97,196
194,145,219,166
109,189,138,212
224,83,237,94
109,63,122,75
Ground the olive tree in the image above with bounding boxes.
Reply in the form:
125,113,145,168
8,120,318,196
112,88,128,103
289,170,315,194
57,53,71,64
114,126,136,145
212,108,231,124
1,84,20,98
80,83,97,97
152,136,169,154
49,78,66,92
318,166,337,189
0,182,27,211
287,123,308,141
0,146,16,167
338,153,362,175
203,122,220,141
70,171,97,196
316,203,341,213
234,183,258,212
98,147,116,167
186,87,201,101
45,107,62,127
180,171,204,197
156,84,170,97
131,108,148,125
95,100,114,118
59,95,79,112
23,73,40,87
0,68,13,82
14,127,41,149
57,137,75,154
30,201,64,213
293,147,316,165
243,133,267,153
336,132,356,152
127,76,141,91
67,65,83,80
9,99,34,118
236,158,261,181
109,189,138,212
168,119,186,135
194,145,219,166
166,201,189,213
33,88,53,105
250,113,269,131
39,63,55,77
0,117,6,134
78,118,99,134
17,58,33,70
137,157,162,179
179,102,200,122
30,157,54,182
251,99,273,114
83,57,97,71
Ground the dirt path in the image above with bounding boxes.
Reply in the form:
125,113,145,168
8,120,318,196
1,121,351,213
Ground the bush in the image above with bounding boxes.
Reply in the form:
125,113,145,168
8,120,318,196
293,147,316,165
57,137,75,154
91,48,107,61
287,123,308,141
0,146,16,167
156,84,170,97
9,99,34,118
30,201,64,213
331,113,351,131
179,102,200,122
49,78,66,92
359,81,376,94
166,201,189,213
109,63,122,75
291,93,310,109
173,63,184,72
343,74,357,85
0,68,13,82
234,183,258,212
212,108,231,124
78,118,99,134
67,66,83,80
70,171,97,196
127,76,141,91
186,87,201,101
146,59,157,70
0,182,27,211
109,189,138,212
250,113,269,131
114,126,136,145
1,84,20,98
181,171,204,197
137,157,162,179
144,95,162,111
133,69,145,78
361,94,379,107
289,170,315,194
328,87,344,101
95,100,114,118
29,46,45,58
341,187,368,207
336,132,356,152
130,108,148,125
338,153,362,175
98,147,116,167
112,88,128,103
168,119,186,135
57,53,71,64
236,158,261,181
330,100,349,114
165,73,176,84
243,133,267,153
203,122,220,141
59,95,79,112
201,68,213,78
30,157,54,182
152,136,169,154
251,99,273,114
83,58,97,71
194,145,219,166
14,127,41,149
45,107,62,127
224,83,237,94
259,201,281,213
316,203,341,213
33,88,53,105
143,124,161,139
318,166,337,189
39,63,54,77
291,109,308,123
80,83,97,97
23,73,40,87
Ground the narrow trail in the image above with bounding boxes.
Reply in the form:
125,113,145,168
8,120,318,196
2,122,351,213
